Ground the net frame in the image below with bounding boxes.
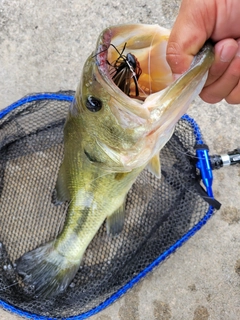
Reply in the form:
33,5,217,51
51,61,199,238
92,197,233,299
0,92,215,320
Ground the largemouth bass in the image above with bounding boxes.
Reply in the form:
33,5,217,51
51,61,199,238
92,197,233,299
16,24,214,298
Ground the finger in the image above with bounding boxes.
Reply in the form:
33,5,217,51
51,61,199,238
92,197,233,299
200,45,240,103
226,39,240,104
166,0,215,74
204,39,238,87
166,22,206,75
225,80,240,104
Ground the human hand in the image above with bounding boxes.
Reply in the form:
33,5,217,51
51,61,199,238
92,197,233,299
166,0,240,104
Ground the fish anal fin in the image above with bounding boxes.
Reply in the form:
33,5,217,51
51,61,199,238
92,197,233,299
147,153,161,179
52,165,71,204
106,201,126,236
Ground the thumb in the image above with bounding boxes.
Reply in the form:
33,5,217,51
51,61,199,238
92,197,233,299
166,0,215,75
166,39,196,76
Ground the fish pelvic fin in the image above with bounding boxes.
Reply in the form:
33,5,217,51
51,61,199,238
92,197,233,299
106,199,126,236
147,153,161,179
16,241,81,298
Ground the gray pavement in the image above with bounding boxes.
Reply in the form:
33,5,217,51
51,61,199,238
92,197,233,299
0,0,240,319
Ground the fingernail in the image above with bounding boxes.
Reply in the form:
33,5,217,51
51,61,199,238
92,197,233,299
220,45,237,62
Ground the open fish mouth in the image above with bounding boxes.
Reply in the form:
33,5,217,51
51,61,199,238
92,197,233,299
93,24,173,119
89,24,214,170
93,24,213,123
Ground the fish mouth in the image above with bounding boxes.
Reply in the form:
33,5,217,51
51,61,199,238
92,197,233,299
94,24,173,119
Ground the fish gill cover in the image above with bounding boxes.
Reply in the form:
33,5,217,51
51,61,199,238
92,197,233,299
0,91,215,319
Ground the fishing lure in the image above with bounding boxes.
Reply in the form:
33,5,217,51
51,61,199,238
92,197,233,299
108,43,142,97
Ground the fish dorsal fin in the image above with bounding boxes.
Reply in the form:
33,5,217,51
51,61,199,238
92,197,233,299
147,153,161,179
106,200,126,236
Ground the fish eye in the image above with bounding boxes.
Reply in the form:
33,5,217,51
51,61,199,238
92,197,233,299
86,96,102,112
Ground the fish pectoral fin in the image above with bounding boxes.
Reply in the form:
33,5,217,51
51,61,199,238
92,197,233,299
106,200,126,236
147,153,161,179
53,165,71,204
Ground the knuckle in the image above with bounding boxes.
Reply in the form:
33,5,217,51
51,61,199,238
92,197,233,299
166,41,182,65
200,87,223,104
166,41,181,56
225,92,240,104
228,58,240,79
166,41,191,74
228,68,240,80
209,64,225,78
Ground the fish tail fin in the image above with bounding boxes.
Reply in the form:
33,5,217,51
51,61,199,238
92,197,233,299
16,241,80,298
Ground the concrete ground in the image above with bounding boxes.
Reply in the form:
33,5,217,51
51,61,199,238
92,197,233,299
0,0,240,319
